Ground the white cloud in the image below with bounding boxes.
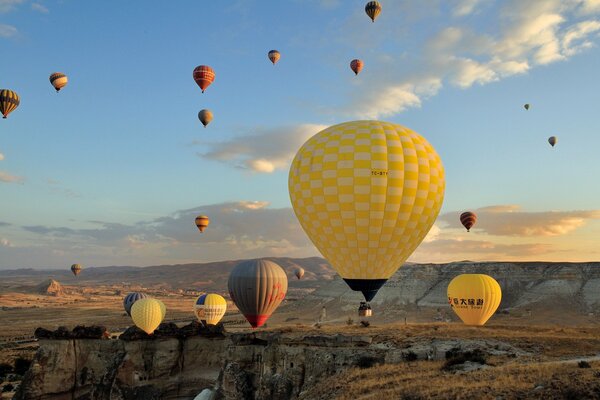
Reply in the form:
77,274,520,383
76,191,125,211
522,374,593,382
423,224,441,243
0,23,17,38
31,2,48,13
0,153,4,161
0,171,24,183
0,0,24,13
0,238,14,247
198,123,327,173
453,0,486,17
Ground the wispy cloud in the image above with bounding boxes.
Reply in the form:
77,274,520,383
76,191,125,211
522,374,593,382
31,2,48,13
0,238,14,247
0,0,24,13
0,23,17,38
197,124,326,173
438,205,600,237
0,171,24,183
0,152,4,161
453,0,488,17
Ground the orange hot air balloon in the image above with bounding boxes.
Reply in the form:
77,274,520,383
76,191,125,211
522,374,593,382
195,215,210,232
198,109,213,127
268,50,281,65
460,211,477,232
49,73,68,92
193,65,215,93
350,59,363,75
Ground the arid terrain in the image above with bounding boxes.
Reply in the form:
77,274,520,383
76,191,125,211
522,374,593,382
2,258,600,399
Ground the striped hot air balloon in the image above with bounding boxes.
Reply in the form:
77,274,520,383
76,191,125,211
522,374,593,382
268,50,281,65
365,1,382,22
123,292,149,316
460,211,477,232
194,294,227,325
193,65,215,93
448,274,502,326
49,73,68,92
0,89,20,119
198,109,213,127
195,215,210,232
228,259,288,328
71,263,82,276
350,59,363,75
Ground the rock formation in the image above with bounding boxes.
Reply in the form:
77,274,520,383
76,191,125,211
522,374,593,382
35,279,64,297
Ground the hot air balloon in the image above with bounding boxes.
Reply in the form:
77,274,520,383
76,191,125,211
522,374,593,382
350,59,363,75
460,211,477,232
131,298,165,335
524,104,530,110
365,1,382,22
157,299,166,319
228,259,288,328
289,121,445,314
193,65,215,93
447,274,501,326
294,267,305,280
194,293,227,325
268,50,281,65
71,264,82,276
49,73,68,92
548,136,557,147
0,89,20,119
198,109,213,127
195,215,210,232
123,292,149,316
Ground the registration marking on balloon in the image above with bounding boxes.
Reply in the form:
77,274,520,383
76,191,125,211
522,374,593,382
289,120,445,301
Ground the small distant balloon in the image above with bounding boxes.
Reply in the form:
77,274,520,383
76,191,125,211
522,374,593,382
71,264,82,276
131,298,165,335
268,50,281,65
198,109,213,127
460,212,477,232
0,89,20,119
294,267,305,280
548,136,557,147
524,104,530,110
350,59,363,75
365,1,382,22
195,215,210,233
49,73,68,92
193,65,215,93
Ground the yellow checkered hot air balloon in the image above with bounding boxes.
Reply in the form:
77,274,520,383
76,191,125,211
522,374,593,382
447,274,502,326
289,120,445,312
131,298,165,335
194,293,227,325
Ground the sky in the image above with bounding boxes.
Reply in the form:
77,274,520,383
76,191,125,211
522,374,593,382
2,0,600,268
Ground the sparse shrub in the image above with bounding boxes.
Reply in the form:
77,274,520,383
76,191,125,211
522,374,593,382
442,349,486,371
2,383,14,392
403,351,418,362
0,363,12,378
578,361,591,369
346,317,354,325
360,320,370,328
356,356,378,369
14,358,31,376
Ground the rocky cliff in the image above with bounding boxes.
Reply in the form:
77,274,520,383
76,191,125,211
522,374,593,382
15,326,523,400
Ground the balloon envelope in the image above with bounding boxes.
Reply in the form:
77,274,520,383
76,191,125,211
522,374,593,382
294,267,305,280
193,65,215,93
131,298,164,334
228,259,288,328
524,103,530,110
49,73,68,92
195,215,210,232
0,89,20,119
365,1,382,22
123,292,149,316
71,264,82,276
268,50,281,65
198,109,213,127
194,293,227,325
460,211,477,232
350,59,363,75
548,136,557,147
447,274,501,326
289,120,445,302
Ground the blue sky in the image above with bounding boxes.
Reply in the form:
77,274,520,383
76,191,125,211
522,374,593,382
2,0,600,268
